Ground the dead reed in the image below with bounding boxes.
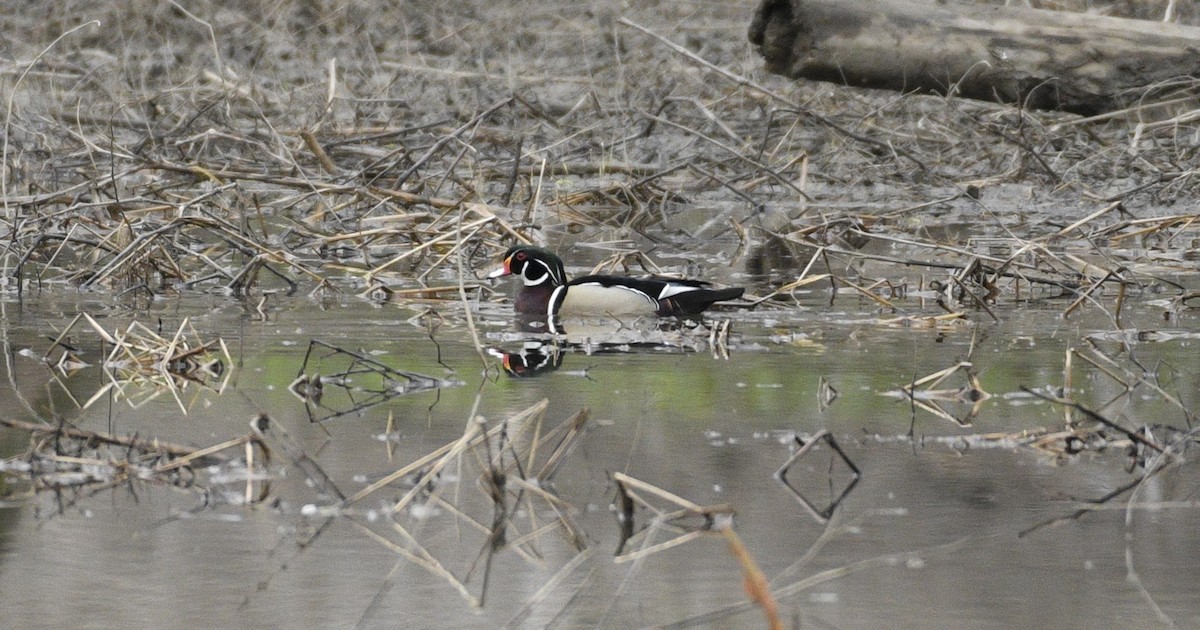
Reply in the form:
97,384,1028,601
0,2,1195,327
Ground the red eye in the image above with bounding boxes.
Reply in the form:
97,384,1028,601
515,252,527,261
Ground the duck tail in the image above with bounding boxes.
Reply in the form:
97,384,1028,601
660,287,745,316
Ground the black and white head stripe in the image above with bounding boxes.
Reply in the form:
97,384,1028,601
491,246,567,287
517,256,560,287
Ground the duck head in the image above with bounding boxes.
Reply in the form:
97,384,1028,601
487,246,567,288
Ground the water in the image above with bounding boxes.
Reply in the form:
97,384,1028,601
1,293,1198,629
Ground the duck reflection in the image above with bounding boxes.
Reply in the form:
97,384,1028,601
490,315,729,378
489,342,565,378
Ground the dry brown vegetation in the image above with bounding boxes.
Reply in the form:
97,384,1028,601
2,0,1198,311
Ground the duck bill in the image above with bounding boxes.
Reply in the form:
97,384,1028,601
486,256,512,279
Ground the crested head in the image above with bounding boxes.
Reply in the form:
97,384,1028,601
491,245,567,287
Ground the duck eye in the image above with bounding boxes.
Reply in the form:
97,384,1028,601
515,252,527,261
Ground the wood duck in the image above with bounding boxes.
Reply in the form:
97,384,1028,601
488,343,564,378
487,246,744,326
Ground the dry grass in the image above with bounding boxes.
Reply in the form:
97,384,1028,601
0,1,1197,315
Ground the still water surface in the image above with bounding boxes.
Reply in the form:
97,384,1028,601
0,294,1197,628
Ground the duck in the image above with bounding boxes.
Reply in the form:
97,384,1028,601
487,246,744,327
488,343,564,378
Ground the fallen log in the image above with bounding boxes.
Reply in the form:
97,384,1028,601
748,0,1200,115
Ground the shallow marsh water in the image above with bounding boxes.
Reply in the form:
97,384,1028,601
1,289,1198,629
